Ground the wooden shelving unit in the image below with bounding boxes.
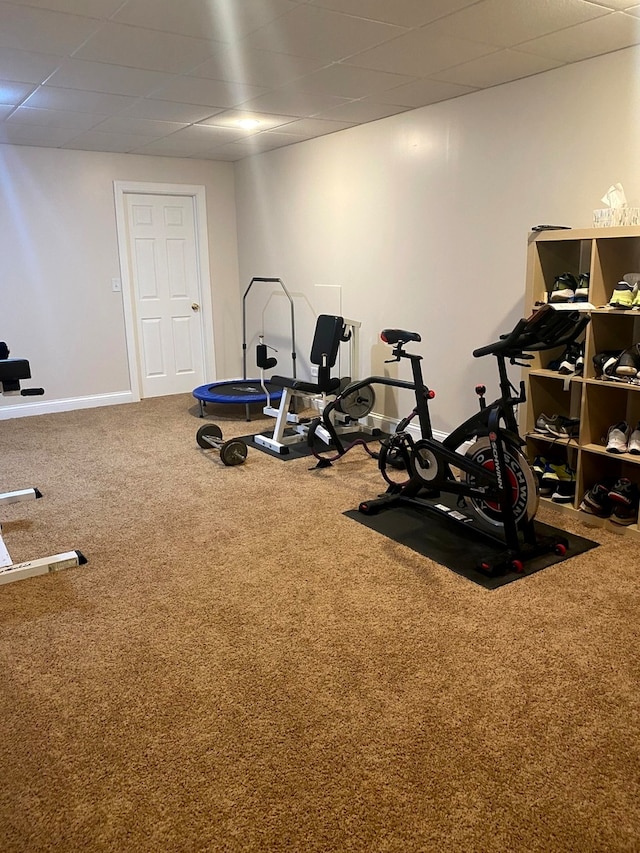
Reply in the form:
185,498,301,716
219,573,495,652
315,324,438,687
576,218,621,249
523,225,640,536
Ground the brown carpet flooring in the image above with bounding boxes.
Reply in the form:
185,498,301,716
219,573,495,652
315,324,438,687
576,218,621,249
0,394,638,852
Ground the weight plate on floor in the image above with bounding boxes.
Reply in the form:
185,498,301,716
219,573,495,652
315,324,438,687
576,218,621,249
220,439,248,466
196,423,223,448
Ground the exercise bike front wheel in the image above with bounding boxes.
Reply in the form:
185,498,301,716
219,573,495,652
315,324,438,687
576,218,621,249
463,437,538,527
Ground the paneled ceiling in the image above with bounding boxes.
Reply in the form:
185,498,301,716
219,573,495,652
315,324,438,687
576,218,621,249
1,0,639,161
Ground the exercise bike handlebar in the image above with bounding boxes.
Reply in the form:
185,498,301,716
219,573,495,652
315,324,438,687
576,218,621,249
472,304,590,359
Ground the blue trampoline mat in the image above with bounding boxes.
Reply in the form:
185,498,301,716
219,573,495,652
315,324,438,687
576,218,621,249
193,379,283,406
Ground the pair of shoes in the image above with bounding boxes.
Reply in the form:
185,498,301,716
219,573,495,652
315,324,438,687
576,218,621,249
593,346,640,381
609,273,640,309
606,421,640,454
580,479,640,525
581,479,640,523
558,341,584,375
536,458,576,502
550,272,589,303
535,413,580,439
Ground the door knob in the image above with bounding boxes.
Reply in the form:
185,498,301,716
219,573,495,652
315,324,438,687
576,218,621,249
191,303,200,311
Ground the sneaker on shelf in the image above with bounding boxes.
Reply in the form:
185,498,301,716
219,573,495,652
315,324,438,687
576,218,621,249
546,416,580,440
541,461,575,498
609,279,637,309
574,273,590,302
628,422,640,455
609,478,640,526
558,342,584,375
552,470,576,503
620,273,640,309
614,345,640,378
606,421,630,453
550,273,578,303
580,482,614,517
593,350,621,378
535,413,561,435
531,455,547,486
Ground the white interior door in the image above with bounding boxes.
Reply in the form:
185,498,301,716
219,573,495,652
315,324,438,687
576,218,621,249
124,192,206,398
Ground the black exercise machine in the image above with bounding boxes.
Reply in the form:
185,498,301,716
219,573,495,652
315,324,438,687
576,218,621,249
0,342,87,585
313,305,590,575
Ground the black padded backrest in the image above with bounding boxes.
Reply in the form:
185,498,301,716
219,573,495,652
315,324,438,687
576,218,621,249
310,315,344,368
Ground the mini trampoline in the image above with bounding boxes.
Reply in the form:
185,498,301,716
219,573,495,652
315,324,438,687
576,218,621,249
193,277,295,421
193,379,283,419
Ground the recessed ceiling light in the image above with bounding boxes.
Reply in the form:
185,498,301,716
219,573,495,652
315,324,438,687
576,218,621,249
237,118,261,130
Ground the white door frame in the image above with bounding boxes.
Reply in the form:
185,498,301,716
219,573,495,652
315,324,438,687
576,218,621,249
113,181,216,401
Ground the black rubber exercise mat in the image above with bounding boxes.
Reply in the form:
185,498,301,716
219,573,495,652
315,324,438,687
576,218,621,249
240,428,387,461
344,501,599,589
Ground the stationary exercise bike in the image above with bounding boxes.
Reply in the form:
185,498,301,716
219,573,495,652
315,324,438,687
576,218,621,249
314,305,589,575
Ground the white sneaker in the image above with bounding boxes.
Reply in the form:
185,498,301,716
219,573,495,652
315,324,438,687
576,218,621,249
606,421,630,453
629,422,640,455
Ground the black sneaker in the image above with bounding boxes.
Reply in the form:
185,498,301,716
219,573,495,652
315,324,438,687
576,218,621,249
615,345,640,378
550,273,578,303
558,342,584,375
593,350,622,378
580,482,613,517
535,413,561,434
609,478,639,526
574,273,590,302
546,416,580,439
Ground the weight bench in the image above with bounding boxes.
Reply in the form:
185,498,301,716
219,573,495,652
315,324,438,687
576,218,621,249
1,342,86,586
253,314,348,455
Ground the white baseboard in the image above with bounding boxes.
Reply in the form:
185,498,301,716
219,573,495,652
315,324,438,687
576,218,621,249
0,391,136,420
365,411,449,444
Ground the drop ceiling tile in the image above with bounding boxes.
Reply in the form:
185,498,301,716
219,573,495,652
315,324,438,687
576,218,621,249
0,80,36,105
0,104,15,119
119,99,221,123
47,59,174,97
431,49,563,88
152,76,267,108
241,4,405,61
518,11,640,62
238,89,350,117
422,0,612,48
198,110,298,131
189,48,328,87
0,4,102,54
24,85,137,113
7,0,124,15
61,129,155,151
279,64,416,98
313,98,411,121
0,48,62,84
267,116,355,138
373,78,477,107
6,106,103,130
345,29,499,76
91,116,187,136
0,123,81,145
113,0,297,41
308,0,481,28
74,22,220,74
132,125,242,156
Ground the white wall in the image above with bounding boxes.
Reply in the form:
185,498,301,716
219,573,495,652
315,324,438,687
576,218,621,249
234,47,640,434
0,146,240,417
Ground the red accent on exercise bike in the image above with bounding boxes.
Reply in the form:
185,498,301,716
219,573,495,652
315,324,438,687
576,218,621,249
427,389,435,399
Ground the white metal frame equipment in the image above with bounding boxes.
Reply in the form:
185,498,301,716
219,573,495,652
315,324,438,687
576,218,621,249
1,342,86,586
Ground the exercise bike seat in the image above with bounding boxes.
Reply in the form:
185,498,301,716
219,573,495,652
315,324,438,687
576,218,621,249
381,329,422,345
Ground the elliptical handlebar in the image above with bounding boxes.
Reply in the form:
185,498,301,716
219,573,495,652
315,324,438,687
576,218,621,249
472,304,590,359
